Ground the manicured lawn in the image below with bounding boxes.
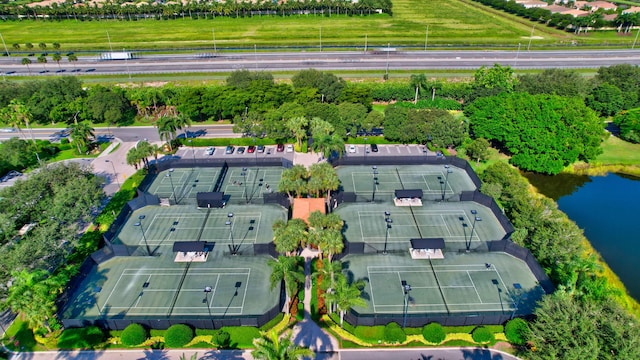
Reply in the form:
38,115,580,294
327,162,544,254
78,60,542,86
595,135,640,165
0,0,622,53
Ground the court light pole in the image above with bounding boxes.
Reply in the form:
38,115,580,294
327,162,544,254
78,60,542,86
364,137,368,162
468,210,481,250
226,212,237,255
166,168,178,205
401,280,412,328
133,215,151,256
383,211,392,255
241,167,249,203
372,166,379,202
204,286,214,328
511,283,523,320
188,139,196,164
105,159,120,188
441,165,453,201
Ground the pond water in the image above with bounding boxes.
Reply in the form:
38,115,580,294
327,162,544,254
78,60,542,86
526,172,640,301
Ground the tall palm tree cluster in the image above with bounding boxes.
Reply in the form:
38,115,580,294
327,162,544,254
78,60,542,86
69,121,95,155
155,111,191,152
0,0,392,22
272,211,344,258
278,163,340,201
126,140,161,170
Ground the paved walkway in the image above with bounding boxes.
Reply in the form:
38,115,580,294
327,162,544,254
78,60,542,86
290,249,340,359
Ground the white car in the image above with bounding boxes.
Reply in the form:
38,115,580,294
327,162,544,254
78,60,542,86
348,145,356,153
206,147,214,155
286,144,294,153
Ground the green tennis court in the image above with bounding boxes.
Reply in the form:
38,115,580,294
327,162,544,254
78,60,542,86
336,165,478,202
335,203,507,252
146,168,220,204
221,167,284,205
62,254,281,320
113,204,287,249
344,252,545,316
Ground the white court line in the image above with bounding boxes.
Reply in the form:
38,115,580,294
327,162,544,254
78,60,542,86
468,271,483,303
210,274,221,307
441,215,453,237
493,266,515,307
366,268,378,311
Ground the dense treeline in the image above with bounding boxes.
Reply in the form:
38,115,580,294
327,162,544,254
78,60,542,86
2,66,640,175
481,162,640,359
0,0,392,21
0,163,104,330
473,0,640,34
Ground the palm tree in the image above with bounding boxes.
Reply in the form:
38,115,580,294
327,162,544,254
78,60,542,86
252,330,315,360
309,162,340,201
52,53,62,69
37,55,47,71
313,258,342,313
323,273,366,327
156,115,179,151
410,74,427,104
268,256,305,313
69,121,95,154
38,42,47,52
318,229,344,262
0,99,33,141
286,116,309,150
67,54,78,70
21,57,32,74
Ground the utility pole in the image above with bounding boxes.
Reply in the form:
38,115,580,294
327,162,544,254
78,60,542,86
212,28,217,53
633,27,640,50
0,33,9,57
527,25,535,51
425,25,429,51
106,31,113,52
320,27,322,52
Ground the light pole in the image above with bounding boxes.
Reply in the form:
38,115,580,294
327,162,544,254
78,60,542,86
105,159,120,188
204,286,214,328
401,280,412,328
133,215,151,256
468,210,481,251
441,165,453,201
383,211,392,254
364,137,368,162
514,43,521,68
241,167,249,203
124,48,131,80
166,168,178,205
385,43,390,79
371,166,379,202
226,213,237,255
188,139,196,164
511,283,524,320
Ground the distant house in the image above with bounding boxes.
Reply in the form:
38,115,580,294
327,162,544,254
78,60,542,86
622,6,640,14
546,5,573,14
562,9,591,17
587,1,617,11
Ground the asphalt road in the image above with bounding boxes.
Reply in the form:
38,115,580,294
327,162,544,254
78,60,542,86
0,125,238,142
0,50,639,76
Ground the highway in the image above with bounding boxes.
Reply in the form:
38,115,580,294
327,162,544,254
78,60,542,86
0,49,639,76
0,124,238,143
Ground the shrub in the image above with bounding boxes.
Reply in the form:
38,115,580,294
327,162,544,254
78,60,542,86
354,325,385,341
164,324,194,348
471,326,495,344
214,329,231,349
422,322,446,344
383,322,406,343
57,326,105,349
120,323,148,346
505,318,529,346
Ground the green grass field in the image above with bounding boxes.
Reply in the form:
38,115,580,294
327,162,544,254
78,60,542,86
0,0,627,52
595,135,640,165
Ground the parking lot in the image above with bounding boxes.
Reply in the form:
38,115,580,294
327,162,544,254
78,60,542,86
174,144,295,161
346,144,435,157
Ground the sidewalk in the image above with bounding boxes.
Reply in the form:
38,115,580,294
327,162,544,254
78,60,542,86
289,248,340,359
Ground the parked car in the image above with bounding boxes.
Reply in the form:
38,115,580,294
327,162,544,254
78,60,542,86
276,143,285,152
206,147,215,155
371,144,379,152
247,145,256,153
237,146,246,154
225,145,235,154
286,144,294,153
348,145,356,153
257,145,265,153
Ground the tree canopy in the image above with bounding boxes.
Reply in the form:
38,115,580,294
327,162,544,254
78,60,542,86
466,92,605,174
